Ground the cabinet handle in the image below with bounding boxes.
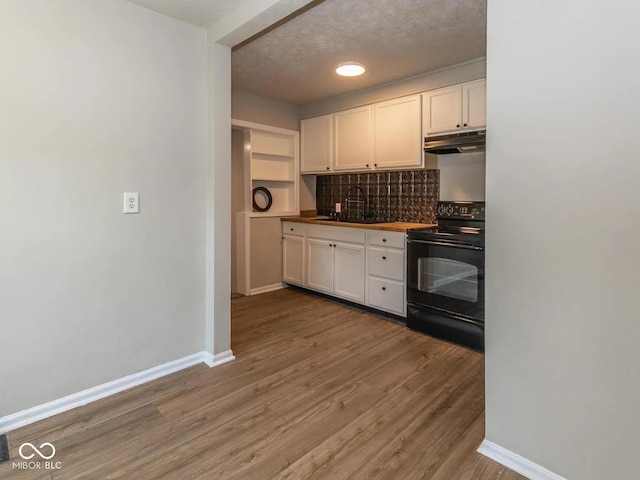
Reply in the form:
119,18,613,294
382,256,386,260
382,286,386,291
456,124,461,128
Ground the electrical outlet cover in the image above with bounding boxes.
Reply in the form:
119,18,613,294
124,192,139,214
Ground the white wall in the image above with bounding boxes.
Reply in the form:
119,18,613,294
485,2,640,479
0,0,207,416
437,152,486,201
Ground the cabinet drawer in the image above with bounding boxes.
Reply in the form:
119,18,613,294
367,277,405,316
367,230,405,249
307,225,366,244
368,247,405,282
282,222,306,237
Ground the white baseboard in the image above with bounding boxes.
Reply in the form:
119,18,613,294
250,283,284,296
0,350,234,434
203,349,235,368
478,439,567,480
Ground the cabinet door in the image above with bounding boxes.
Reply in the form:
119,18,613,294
301,114,333,173
423,85,463,135
333,242,365,303
306,239,334,294
282,235,305,286
374,95,423,169
334,106,373,171
462,79,486,130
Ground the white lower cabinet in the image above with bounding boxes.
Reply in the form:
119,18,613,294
365,231,407,317
282,222,306,287
283,222,406,316
366,277,405,315
333,242,365,303
306,227,366,303
282,235,305,286
306,239,335,294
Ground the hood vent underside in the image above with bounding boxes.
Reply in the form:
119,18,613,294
424,130,486,155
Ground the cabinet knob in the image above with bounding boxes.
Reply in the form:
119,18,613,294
463,123,468,127
456,124,461,128
326,166,330,170
382,286,386,291
290,228,294,231
382,238,387,242
366,164,370,168
382,256,386,260
374,163,378,167
329,243,333,247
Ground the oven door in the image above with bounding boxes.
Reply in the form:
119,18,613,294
407,239,484,321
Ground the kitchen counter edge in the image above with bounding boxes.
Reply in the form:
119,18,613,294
281,216,436,233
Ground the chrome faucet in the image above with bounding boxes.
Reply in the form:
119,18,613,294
345,185,369,220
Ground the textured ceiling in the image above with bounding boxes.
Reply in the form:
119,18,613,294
232,0,487,105
126,0,487,106
125,0,239,28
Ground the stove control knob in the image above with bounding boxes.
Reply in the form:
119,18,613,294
437,205,445,215
446,205,454,215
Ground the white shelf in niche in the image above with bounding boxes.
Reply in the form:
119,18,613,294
251,179,297,214
251,131,294,157
251,153,295,182
234,121,300,217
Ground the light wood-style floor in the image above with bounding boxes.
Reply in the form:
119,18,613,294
2,288,524,480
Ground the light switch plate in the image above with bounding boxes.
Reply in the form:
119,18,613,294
124,192,139,214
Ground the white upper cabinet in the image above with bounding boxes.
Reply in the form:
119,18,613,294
333,105,373,171
423,85,463,135
373,94,423,169
300,114,333,173
423,79,486,136
462,79,487,130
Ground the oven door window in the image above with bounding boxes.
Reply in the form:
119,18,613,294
417,257,478,302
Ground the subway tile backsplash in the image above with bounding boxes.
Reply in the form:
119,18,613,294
316,170,439,223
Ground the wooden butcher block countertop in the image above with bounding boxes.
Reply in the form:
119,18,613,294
281,216,436,233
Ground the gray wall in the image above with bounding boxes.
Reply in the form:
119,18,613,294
250,217,284,289
0,1,207,416
485,2,640,479
232,90,299,130
231,130,246,294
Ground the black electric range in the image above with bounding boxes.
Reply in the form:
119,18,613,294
406,201,486,351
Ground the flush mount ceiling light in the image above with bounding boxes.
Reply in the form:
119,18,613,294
336,62,366,77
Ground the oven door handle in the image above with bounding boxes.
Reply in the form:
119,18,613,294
407,239,484,251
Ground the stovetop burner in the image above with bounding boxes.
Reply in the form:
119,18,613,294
409,201,485,247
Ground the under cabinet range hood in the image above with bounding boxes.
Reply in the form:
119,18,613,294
424,130,486,155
